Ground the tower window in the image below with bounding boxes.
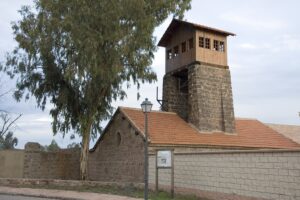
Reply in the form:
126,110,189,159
213,40,219,51
199,37,204,48
173,46,179,57
181,41,186,53
188,38,194,49
220,41,225,52
205,38,211,49
167,49,172,60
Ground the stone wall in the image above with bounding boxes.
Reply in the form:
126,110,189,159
188,63,235,133
23,143,80,180
163,63,235,133
163,73,188,120
149,149,300,200
0,150,24,178
88,111,145,182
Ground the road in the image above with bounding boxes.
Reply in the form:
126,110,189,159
0,194,55,200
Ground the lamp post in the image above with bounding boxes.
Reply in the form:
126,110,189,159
141,98,152,200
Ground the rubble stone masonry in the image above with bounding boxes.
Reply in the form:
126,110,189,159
163,63,235,133
88,111,145,182
23,142,80,180
163,74,188,120
188,63,235,133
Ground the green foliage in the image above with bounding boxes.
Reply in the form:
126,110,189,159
0,131,18,150
1,0,191,178
0,112,20,150
3,0,191,138
44,139,60,151
67,142,81,149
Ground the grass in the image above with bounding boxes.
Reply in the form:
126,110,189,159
6,183,210,200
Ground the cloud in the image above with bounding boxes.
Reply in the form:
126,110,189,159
220,13,286,31
35,117,52,122
237,34,300,54
279,34,300,51
239,43,258,50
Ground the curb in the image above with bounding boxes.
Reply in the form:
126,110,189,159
0,191,78,200
0,186,142,200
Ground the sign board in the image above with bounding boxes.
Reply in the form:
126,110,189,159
157,150,172,168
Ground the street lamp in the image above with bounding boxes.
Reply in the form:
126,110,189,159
141,98,152,200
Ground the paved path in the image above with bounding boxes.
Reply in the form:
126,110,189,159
0,194,55,200
0,186,142,200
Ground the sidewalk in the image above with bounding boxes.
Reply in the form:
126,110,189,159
0,186,142,200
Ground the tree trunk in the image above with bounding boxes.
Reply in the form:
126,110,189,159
80,124,91,180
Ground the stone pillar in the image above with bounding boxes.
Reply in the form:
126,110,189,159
188,64,235,133
23,142,43,178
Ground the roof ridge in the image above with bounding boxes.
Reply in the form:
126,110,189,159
266,123,300,127
119,106,177,115
235,117,258,120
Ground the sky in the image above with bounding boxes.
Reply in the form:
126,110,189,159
0,0,300,149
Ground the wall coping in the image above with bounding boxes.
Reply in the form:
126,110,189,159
149,148,300,156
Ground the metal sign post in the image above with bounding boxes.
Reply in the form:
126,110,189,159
156,150,174,198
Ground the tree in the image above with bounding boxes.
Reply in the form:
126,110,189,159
44,139,60,152
0,85,21,150
67,142,81,149
0,112,21,149
0,131,18,150
1,0,191,179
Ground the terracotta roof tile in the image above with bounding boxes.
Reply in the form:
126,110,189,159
266,123,300,144
120,107,300,149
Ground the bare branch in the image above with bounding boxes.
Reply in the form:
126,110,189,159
0,113,10,136
0,113,22,136
0,89,13,98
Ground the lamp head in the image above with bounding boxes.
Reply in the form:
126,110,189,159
141,98,153,113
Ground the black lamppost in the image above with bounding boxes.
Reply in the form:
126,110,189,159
141,98,152,200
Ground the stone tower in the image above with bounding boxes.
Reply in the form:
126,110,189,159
158,19,236,133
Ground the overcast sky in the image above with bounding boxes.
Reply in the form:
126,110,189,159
0,0,299,149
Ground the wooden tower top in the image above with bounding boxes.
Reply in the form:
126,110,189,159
158,19,235,73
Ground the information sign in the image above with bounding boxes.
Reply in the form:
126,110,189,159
157,150,172,168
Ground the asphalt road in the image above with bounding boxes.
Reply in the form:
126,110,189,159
0,194,56,200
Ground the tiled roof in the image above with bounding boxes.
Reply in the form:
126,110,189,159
120,107,300,149
266,123,300,144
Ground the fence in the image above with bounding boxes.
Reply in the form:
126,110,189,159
149,149,300,200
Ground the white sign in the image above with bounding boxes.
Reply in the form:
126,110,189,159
157,150,172,168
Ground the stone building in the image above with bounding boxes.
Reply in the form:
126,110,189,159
89,19,300,200
0,18,299,200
